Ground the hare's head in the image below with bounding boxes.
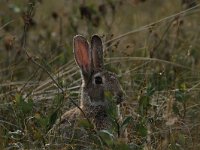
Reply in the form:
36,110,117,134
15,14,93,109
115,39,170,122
73,35,124,106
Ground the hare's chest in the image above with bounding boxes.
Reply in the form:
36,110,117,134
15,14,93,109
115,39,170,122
84,106,111,130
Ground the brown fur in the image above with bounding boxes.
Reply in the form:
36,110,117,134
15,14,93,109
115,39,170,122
50,35,124,140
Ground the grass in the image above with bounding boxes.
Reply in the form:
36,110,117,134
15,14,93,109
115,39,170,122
0,0,200,149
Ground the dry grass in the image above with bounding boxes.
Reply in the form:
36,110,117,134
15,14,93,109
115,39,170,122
0,0,200,149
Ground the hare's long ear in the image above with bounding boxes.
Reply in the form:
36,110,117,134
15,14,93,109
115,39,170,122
91,35,103,70
73,35,91,75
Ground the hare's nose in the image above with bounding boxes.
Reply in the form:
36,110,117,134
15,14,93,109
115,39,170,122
115,91,124,104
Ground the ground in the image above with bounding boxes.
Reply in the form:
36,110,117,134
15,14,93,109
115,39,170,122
0,0,200,149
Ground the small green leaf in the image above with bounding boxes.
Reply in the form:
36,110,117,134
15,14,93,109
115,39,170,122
47,110,59,130
23,99,33,113
121,116,133,129
77,119,93,129
98,130,114,146
15,93,22,104
139,95,150,115
136,123,147,137
107,102,118,118
35,113,49,129
180,83,186,91
175,90,186,102
178,133,186,145
146,84,155,96
104,90,113,101
15,94,33,114
113,142,132,150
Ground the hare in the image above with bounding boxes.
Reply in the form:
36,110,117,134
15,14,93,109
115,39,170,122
50,35,124,141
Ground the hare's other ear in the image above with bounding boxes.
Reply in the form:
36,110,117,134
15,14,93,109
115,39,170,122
91,35,103,70
73,35,91,75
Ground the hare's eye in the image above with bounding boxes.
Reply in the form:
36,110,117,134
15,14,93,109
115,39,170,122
95,76,102,84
